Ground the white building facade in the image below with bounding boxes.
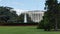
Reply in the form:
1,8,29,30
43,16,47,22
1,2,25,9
23,10,45,23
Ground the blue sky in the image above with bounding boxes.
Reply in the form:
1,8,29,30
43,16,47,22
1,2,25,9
0,0,45,10
0,0,60,15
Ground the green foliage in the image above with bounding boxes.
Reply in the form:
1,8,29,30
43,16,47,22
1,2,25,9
37,20,44,29
18,13,35,23
38,0,60,31
0,6,18,24
17,13,24,23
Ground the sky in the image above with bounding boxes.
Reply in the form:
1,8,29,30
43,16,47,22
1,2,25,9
0,0,60,15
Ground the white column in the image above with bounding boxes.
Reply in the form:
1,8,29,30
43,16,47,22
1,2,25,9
24,13,27,23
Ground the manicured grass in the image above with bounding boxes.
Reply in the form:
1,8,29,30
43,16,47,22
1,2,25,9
0,26,60,34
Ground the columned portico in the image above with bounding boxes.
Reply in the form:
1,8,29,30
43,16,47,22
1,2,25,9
23,10,44,23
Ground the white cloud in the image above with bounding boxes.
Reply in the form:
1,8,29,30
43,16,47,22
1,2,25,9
14,9,28,15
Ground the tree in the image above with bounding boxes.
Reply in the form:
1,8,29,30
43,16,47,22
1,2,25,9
38,0,59,31
0,6,18,24
17,13,24,23
0,6,12,24
56,3,60,29
44,0,58,31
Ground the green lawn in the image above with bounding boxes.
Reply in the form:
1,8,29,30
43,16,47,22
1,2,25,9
0,26,60,34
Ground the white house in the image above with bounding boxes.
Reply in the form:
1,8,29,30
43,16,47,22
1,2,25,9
22,10,45,23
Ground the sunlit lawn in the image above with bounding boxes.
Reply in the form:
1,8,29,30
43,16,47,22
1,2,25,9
0,26,60,34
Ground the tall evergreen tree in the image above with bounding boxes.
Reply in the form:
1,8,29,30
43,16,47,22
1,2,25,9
45,0,58,31
38,0,59,31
